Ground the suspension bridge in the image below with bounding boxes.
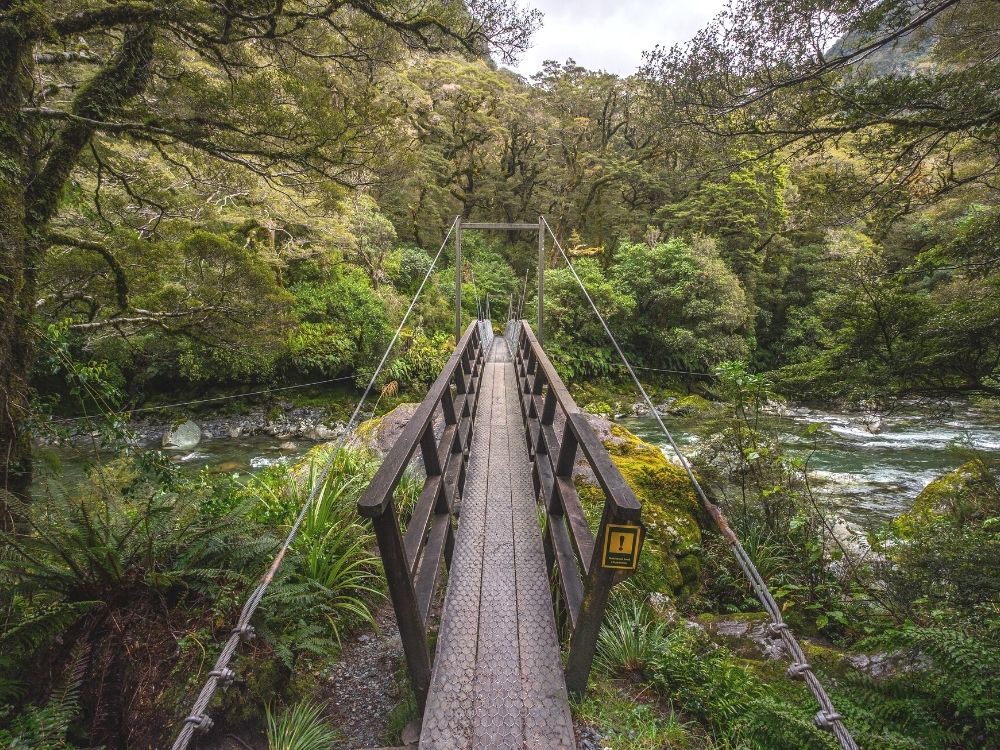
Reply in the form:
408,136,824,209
171,219,858,750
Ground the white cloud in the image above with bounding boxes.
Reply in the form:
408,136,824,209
506,0,727,78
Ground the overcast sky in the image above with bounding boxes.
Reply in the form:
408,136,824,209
506,0,727,79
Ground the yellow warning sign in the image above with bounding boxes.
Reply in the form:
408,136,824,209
601,523,642,570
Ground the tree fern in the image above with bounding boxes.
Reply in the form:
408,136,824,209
0,645,90,750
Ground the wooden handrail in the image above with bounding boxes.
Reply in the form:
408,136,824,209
358,321,482,518
355,321,485,710
510,319,645,696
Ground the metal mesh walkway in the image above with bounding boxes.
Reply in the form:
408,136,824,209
419,339,576,750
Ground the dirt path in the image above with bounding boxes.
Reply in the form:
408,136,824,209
322,605,409,749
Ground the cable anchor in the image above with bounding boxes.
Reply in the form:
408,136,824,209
815,710,843,730
184,714,214,733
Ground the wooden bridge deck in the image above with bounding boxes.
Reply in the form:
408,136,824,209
419,338,576,749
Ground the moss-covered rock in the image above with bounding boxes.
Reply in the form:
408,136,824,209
666,394,718,416
895,459,999,537
575,417,704,599
351,403,444,458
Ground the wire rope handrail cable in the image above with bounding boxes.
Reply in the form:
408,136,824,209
47,375,359,423
170,217,460,750
540,217,860,750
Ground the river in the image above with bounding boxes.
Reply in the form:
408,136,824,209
618,401,1000,527
38,401,1000,527
34,434,318,494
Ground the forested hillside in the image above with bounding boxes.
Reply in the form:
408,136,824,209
2,0,998,748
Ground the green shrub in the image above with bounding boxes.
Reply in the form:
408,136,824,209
266,700,341,750
287,269,390,376
296,492,382,644
251,449,384,647
381,327,454,388
390,246,435,294
594,594,666,676
611,236,752,373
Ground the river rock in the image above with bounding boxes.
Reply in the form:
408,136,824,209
697,613,788,660
698,611,905,677
162,420,201,450
846,652,900,679
828,516,872,562
305,424,340,441
858,413,883,434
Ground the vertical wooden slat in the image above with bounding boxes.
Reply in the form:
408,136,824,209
554,421,578,478
373,503,432,709
541,388,557,425
441,387,457,425
420,424,443,477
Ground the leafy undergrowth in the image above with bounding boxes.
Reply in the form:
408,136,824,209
266,700,342,750
578,591,979,750
0,446,386,749
576,680,695,750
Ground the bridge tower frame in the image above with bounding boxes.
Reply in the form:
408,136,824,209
454,218,546,343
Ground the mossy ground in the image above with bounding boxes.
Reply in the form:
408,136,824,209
668,394,718,415
570,377,689,417
575,679,694,750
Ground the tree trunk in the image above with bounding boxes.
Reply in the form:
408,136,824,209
0,253,36,529
0,22,37,527
0,23,156,526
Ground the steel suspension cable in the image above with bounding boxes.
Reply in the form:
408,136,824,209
468,263,484,320
541,218,859,750
171,217,460,750
517,268,530,319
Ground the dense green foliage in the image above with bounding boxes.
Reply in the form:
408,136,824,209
0,447,383,747
3,0,1000,747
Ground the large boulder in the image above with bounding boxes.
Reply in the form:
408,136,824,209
574,415,705,599
350,403,444,458
895,458,999,537
162,420,201,450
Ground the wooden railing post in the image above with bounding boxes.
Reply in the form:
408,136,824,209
371,502,432,708
564,504,624,697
